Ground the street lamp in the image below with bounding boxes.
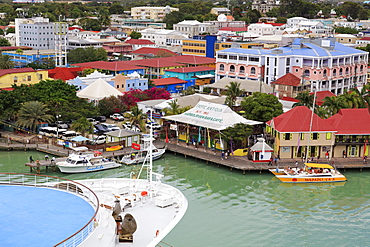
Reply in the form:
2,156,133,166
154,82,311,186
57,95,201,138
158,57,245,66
56,115,61,139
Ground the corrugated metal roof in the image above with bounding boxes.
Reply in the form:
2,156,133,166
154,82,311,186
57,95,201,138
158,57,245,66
267,106,336,133
325,109,370,135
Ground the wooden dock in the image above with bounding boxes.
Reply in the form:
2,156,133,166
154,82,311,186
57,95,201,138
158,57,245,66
1,139,369,174
156,140,370,173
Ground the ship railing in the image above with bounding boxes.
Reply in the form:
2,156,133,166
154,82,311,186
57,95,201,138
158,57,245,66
0,173,99,247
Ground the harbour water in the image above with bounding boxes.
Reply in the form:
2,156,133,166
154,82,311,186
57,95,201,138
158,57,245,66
1,151,370,246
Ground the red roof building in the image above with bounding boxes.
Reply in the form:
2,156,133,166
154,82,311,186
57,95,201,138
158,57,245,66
71,61,146,73
267,106,335,133
131,47,177,59
164,66,215,73
325,109,370,135
125,39,155,45
0,68,35,77
152,77,187,86
48,67,86,81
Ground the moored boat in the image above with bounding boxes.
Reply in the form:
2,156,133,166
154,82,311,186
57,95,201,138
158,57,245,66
56,146,121,173
275,163,347,183
121,135,165,165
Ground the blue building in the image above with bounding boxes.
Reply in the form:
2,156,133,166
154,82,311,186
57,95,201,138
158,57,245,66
3,49,56,67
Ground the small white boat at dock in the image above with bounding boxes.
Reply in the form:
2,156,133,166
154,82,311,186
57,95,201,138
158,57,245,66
56,146,121,173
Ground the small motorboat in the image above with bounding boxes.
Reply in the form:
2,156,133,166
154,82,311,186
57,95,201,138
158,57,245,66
275,163,347,183
121,135,165,165
56,146,121,173
106,145,123,152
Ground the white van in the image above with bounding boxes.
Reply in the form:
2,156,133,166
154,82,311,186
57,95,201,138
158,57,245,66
61,131,79,140
89,135,106,144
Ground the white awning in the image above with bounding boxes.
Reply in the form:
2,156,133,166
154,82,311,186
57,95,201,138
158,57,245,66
163,101,262,130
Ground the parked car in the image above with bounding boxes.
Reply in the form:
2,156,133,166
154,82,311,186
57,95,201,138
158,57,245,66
94,124,110,134
88,135,106,145
101,123,120,132
87,118,99,125
110,113,124,121
94,116,106,122
122,122,132,129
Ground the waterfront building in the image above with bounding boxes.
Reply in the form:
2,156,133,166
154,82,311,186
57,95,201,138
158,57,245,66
131,6,179,22
105,129,141,145
266,106,337,159
267,106,370,159
216,37,368,95
325,109,370,158
0,68,48,89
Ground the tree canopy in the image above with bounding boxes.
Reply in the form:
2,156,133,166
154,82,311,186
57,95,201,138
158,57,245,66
67,47,107,64
240,92,283,122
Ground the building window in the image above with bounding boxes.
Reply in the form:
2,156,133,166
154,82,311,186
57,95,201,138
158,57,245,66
219,64,225,71
230,65,235,72
326,132,332,140
229,55,237,60
333,69,337,77
323,69,327,77
339,68,343,76
283,133,292,140
128,84,130,88
345,67,349,75
286,58,290,66
250,67,256,75
240,66,245,74
311,133,319,140
117,85,119,88
304,69,310,77
14,76,18,83
27,76,31,81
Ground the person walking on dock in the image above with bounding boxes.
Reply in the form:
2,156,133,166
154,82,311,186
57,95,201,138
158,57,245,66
45,155,49,161
29,156,34,163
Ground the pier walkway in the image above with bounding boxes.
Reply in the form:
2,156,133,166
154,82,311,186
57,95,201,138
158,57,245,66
0,131,368,174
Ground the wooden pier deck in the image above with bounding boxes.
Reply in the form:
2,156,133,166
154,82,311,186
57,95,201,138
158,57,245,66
0,139,369,174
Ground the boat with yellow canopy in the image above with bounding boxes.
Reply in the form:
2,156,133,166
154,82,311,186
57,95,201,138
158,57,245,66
275,163,347,183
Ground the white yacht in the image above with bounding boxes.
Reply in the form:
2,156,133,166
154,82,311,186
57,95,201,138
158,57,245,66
57,146,121,173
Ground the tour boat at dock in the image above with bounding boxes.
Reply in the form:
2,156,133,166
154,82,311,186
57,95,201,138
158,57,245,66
56,146,121,173
275,163,347,183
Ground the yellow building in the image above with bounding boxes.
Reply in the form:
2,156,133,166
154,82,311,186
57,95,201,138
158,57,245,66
182,38,264,57
0,68,48,89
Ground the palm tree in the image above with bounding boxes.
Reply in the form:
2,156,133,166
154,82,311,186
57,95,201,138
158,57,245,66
0,54,14,69
225,82,243,109
339,89,364,109
292,91,314,109
16,101,53,132
349,85,370,109
125,106,146,132
163,99,180,116
322,96,347,116
71,117,94,137
315,105,330,119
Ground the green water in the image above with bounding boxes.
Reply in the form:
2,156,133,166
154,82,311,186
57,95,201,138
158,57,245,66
1,151,370,247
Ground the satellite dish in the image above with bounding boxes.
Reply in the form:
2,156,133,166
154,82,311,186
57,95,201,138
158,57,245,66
218,14,227,22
